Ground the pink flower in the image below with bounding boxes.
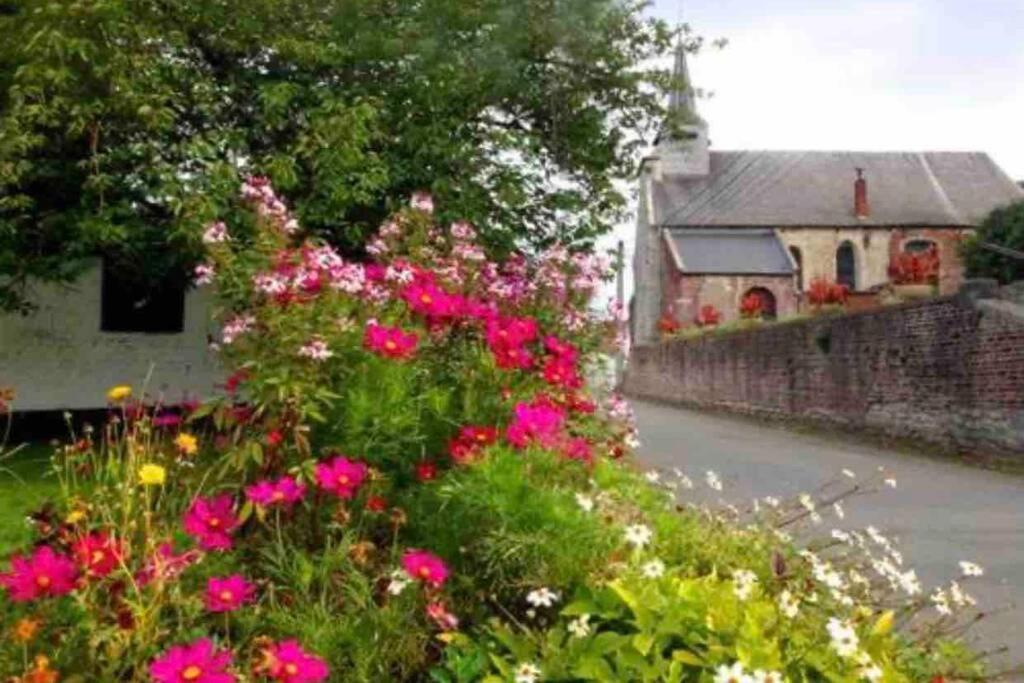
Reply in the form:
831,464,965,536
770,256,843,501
204,575,256,613
506,400,566,449
562,437,594,464
542,356,581,389
410,191,435,214
543,336,578,362
402,550,449,587
315,456,368,499
203,221,230,244
135,543,201,587
258,640,329,682
183,494,240,551
195,263,216,286
363,323,419,360
245,476,307,508
0,546,78,602
486,316,538,350
71,531,123,578
149,638,236,683
426,601,459,631
297,338,333,362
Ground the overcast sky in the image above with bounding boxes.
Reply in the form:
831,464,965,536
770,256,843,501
645,0,1024,178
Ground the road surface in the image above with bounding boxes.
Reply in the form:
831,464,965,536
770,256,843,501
633,400,1024,672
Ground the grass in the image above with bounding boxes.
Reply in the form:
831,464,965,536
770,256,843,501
0,442,60,555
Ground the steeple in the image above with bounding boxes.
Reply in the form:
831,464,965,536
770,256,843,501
656,43,710,178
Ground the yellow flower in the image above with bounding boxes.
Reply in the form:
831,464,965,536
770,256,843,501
138,463,167,486
106,385,133,403
65,509,87,525
173,432,199,456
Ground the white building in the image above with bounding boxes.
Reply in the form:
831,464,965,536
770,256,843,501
0,259,221,411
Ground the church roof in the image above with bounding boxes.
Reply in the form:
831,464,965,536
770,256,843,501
654,150,1023,228
665,228,794,275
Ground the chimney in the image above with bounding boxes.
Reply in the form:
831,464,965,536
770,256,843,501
854,168,870,219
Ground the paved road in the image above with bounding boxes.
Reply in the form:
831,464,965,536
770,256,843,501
633,400,1024,672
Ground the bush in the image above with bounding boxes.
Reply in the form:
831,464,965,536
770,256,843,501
0,182,988,682
961,200,1024,284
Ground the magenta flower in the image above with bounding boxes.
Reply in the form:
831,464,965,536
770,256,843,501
149,637,235,683
259,640,329,682
506,400,566,449
402,549,450,588
204,575,256,613
363,323,419,360
562,437,594,464
314,456,368,499
0,545,78,602
183,494,240,551
245,476,307,508
71,531,124,578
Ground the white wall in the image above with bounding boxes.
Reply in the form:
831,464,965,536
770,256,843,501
0,261,223,411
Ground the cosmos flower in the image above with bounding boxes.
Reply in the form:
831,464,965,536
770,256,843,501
315,456,368,499
363,323,419,360
149,638,235,683
71,532,123,578
257,640,329,682
183,494,239,551
245,476,307,508
402,550,449,588
204,575,256,613
0,546,78,602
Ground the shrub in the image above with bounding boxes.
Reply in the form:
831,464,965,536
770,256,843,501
0,182,989,682
807,277,849,308
695,304,721,327
888,248,940,285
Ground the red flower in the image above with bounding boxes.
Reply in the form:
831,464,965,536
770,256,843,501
365,495,388,512
542,357,582,389
204,575,256,613
696,305,721,327
364,323,419,360
739,293,764,319
562,437,593,464
266,429,284,448
0,546,78,602
258,640,329,682
543,336,578,362
415,461,438,482
71,532,123,578
493,345,534,370
315,455,368,499
183,494,240,551
402,550,450,587
149,638,235,683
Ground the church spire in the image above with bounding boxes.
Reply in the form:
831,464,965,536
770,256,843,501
668,43,702,125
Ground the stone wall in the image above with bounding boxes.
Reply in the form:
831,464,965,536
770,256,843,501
0,261,222,411
624,282,1024,457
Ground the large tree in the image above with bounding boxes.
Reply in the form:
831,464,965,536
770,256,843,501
0,0,684,311
961,200,1024,285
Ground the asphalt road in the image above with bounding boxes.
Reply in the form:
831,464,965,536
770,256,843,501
633,400,1024,673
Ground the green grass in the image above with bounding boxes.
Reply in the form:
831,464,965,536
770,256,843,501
0,442,60,555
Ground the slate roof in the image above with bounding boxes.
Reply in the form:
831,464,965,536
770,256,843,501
665,228,794,275
654,151,1023,228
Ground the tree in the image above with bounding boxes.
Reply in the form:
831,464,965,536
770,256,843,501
0,0,684,311
961,200,1024,285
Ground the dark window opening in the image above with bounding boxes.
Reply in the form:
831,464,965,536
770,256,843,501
789,246,803,290
904,239,936,254
101,260,186,334
836,242,857,290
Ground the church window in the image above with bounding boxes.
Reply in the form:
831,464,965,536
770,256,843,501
836,241,857,290
788,246,803,290
904,239,936,254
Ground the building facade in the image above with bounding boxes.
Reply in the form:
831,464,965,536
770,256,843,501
633,48,1024,345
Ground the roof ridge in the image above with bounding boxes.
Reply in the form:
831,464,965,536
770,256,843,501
917,153,964,225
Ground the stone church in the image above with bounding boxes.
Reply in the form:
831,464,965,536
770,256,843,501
632,48,1024,345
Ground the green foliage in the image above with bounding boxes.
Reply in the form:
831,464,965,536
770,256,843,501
961,200,1024,284
0,0,681,309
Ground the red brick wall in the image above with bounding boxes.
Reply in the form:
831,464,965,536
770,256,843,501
887,228,971,295
624,289,1024,457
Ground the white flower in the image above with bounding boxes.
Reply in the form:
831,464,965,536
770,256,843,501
949,580,976,607
833,502,845,520
733,569,758,601
798,493,816,512
410,191,435,214
831,529,851,543
884,477,897,489
714,662,753,683
194,263,216,285
567,613,591,638
624,524,653,549
575,493,594,512
931,588,952,616
644,470,661,484
842,468,856,479
526,587,560,608
705,471,723,491
898,569,922,596
751,670,784,683
641,559,666,579
298,338,333,361
514,662,542,683
859,664,883,682
387,570,410,596
763,496,780,508
959,561,984,577
826,618,860,658
778,589,800,618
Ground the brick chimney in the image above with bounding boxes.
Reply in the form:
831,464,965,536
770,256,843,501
854,168,870,219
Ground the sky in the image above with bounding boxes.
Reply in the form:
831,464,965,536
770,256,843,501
601,0,1024,304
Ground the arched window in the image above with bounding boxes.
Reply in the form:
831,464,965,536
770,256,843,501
904,239,936,254
788,246,803,290
836,241,856,290
742,287,778,320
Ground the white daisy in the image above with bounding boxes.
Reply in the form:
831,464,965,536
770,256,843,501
514,662,542,683
526,587,560,608
714,662,753,683
959,561,984,577
624,524,653,549
641,559,666,579
567,614,591,638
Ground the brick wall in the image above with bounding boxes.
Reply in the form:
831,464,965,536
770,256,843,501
624,284,1024,457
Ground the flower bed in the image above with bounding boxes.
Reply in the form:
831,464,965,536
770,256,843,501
0,183,987,682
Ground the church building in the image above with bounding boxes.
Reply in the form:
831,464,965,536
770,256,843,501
632,48,1024,345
